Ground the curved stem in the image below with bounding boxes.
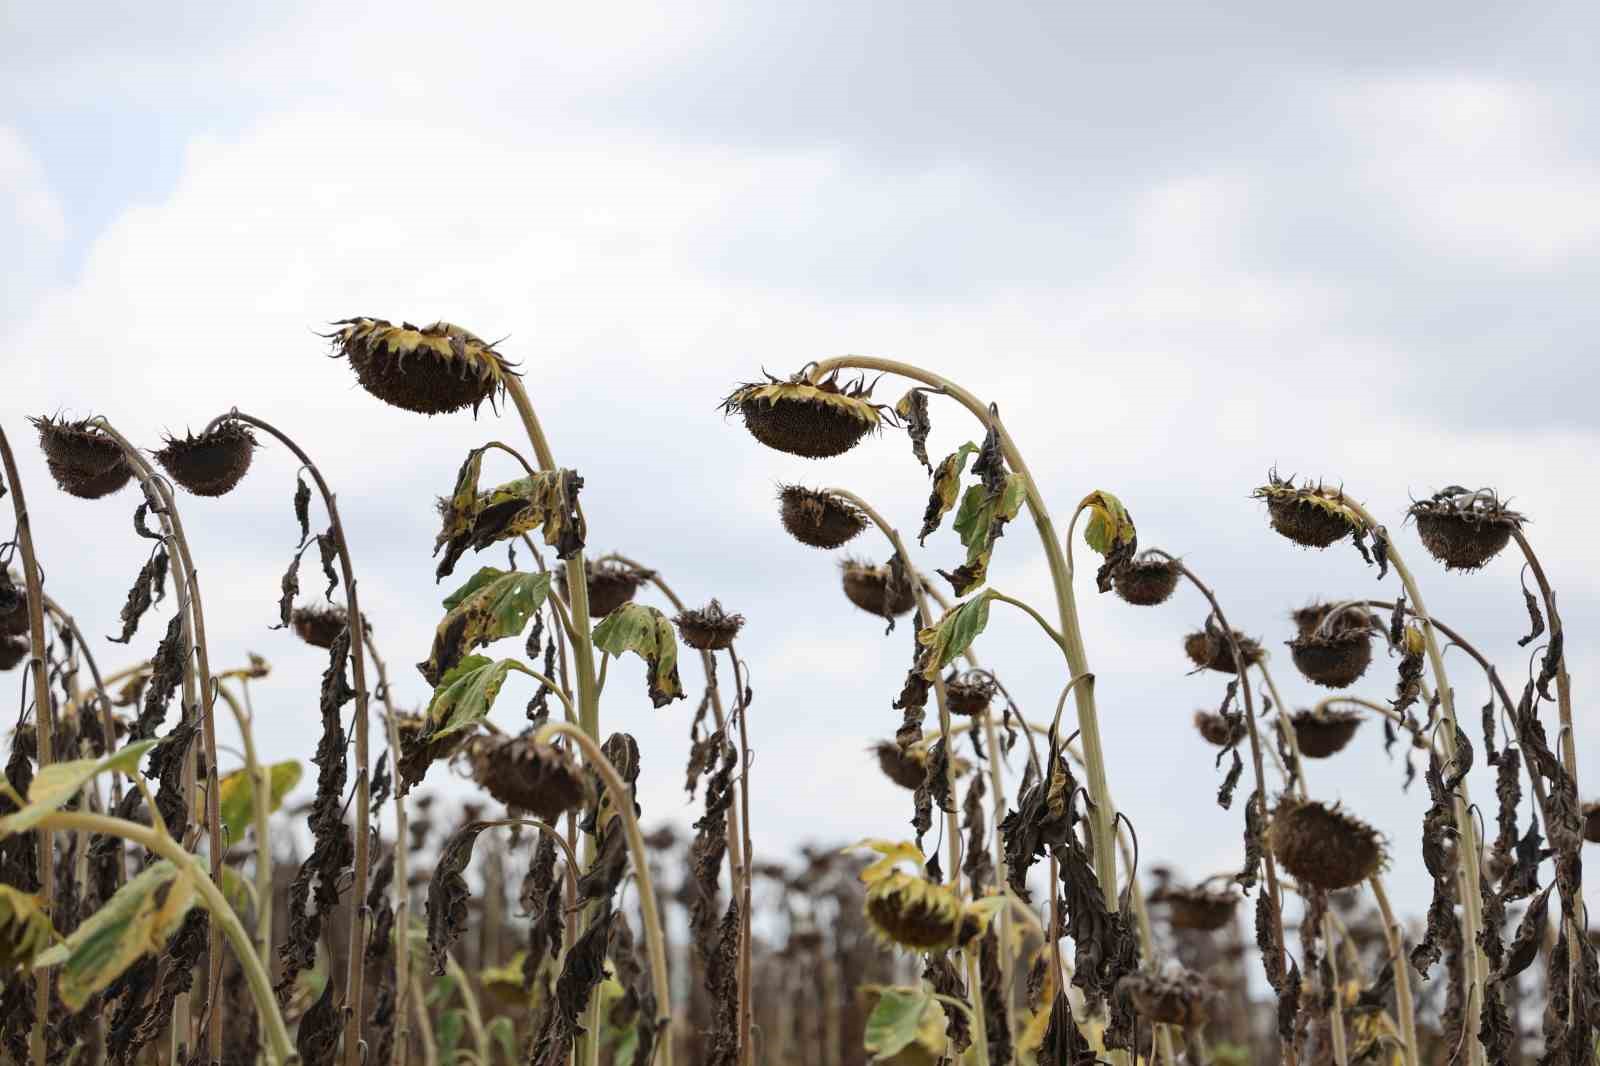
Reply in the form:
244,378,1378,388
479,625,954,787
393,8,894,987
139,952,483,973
985,591,1068,654
410,977,438,1066
533,722,674,1066
34,810,296,1065
1,425,57,1066
214,410,375,1066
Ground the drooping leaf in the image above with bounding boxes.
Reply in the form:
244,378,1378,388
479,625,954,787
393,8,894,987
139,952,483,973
916,591,996,680
434,459,586,581
293,474,312,548
0,884,55,972
419,568,551,686
863,985,941,1062
1078,490,1138,593
592,603,685,708
896,388,933,471
0,740,158,837
421,656,528,742
919,442,979,545
212,760,303,844
33,859,196,1010
938,473,1027,595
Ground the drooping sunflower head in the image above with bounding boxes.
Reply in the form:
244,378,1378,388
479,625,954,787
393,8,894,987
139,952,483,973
1182,626,1262,674
0,636,27,672
1192,710,1246,748
0,572,27,637
943,670,997,717
154,421,258,497
673,599,745,651
1252,472,1364,549
1112,552,1181,607
558,559,652,618
1582,802,1600,845
327,317,516,416
873,741,929,791
1116,967,1213,1027
473,733,592,822
30,415,132,499
777,485,868,549
1407,486,1525,572
841,557,916,619
1287,707,1364,758
290,604,351,649
1149,883,1240,932
1268,797,1386,890
852,840,989,952
1287,605,1376,689
721,369,886,459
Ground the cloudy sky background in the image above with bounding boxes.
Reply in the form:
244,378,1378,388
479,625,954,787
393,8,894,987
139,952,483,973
4,2,1597,926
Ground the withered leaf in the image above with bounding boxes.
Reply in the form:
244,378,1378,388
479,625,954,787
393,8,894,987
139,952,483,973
1499,882,1553,982
426,820,493,975
295,969,341,1066
109,547,167,645
293,474,312,548
315,530,340,599
896,387,932,471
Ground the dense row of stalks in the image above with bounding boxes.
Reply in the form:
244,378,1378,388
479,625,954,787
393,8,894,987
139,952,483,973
0,328,1592,1066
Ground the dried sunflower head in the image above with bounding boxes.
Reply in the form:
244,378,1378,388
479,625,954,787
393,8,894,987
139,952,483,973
673,599,745,651
154,422,257,497
1192,710,1245,748
1287,605,1376,689
30,415,132,499
327,317,515,416
841,557,916,619
1583,802,1600,845
1149,883,1240,932
874,741,929,791
853,840,991,951
0,573,27,637
1112,552,1181,607
0,635,27,672
1182,626,1262,673
721,370,885,459
1407,487,1524,572
291,604,350,649
472,733,592,822
558,559,652,619
1287,707,1363,758
1116,966,1213,1026
778,485,867,548
1268,797,1386,890
943,671,997,717
1252,473,1363,549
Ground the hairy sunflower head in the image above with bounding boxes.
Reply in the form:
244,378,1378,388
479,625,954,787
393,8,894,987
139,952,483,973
30,415,132,499
154,421,257,497
1252,472,1364,549
1269,797,1386,890
1407,486,1524,572
722,370,885,459
777,485,868,548
327,317,515,416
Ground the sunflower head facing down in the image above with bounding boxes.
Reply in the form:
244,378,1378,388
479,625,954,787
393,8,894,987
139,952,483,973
852,840,998,951
327,317,516,416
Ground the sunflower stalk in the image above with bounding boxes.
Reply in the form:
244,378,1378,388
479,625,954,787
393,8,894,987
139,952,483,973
215,682,273,974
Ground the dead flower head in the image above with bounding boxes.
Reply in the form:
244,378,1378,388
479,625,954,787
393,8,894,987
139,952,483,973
1287,707,1364,758
291,604,352,650
1112,552,1181,607
854,841,989,951
30,415,132,499
1407,486,1525,572
1150,883,1240,932
1183,624,1262,674
1582,802,1600,845
1252,472,1363,549
1193,710,1246,748
1116,966,1213,1027
1268,797,1386,890
1287,604,1376,689
722,369,886,459
841,557,916,619
943,670,997,717
0,636,28,672
558,559,652,618
472,733,593,822
327,317,515,416
673,599,745,651
778,485,867,548
154,421,258,497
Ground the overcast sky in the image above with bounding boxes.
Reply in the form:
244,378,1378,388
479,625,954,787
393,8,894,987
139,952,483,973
3,2,1597,926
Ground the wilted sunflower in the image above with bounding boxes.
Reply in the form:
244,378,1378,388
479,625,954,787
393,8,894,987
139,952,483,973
291,604,352,649
1252,472,1363,548
1268,797,1386,890
0,574,26,637
943,670,997,717
874,741,929,791
1192,710,1245,748
778,485,867,548
865,871,970,949
1116,967,1212,1027
473,733,592,822
327,317,515,416
558,559,651,618
154,422,257,497
0,636,26,672
1287,605,1375,689
841,557,916,619
721,370,886,459
1149,883,1240,932
673,599,745,651
1407,487,1525,572
1287,707,1363,758
1182,626,1262,673
30,415,132,499
1583,802,1600,845
1112,552,1181,607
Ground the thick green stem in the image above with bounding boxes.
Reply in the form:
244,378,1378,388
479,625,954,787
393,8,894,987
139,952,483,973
444,953,489,1066
35,811,296,1066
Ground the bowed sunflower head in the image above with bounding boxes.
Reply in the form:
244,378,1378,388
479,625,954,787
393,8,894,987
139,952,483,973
1149,883,1239,932
473,733,592,823
721,369,886,459
1112,552,1181,607
943,670,997,717
1182,625,1262,674
1268,797,1386,890
841,557,916,619
1287,707,1364,758
327,317,515,416
291,604,351,650
154,421,257,497
1407,486,1525,572
1287,604,1376,689
30,415,132,499
1192,710,1245,748
852,841,988,951
0,636,26,672
777,485,867,549
1252,472,1363,549
558,559,652,619
673,599,745,651
1116,967,1213,1027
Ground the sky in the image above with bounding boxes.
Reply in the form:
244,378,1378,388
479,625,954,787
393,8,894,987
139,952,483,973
3,1,1597,930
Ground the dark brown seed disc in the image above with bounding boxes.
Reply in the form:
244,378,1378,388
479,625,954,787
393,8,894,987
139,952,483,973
944,673,997,717
842,561,915,618
1268,799,1385,890
1414,512,1515,572
291,605,349,649
155,423,257,497
1287,708,1363,757
46,457,133,499
332,319,510,416
31,416,124,477
0,586,27,637
740,396,872,459
1266,496,1355,548
866,879,962,949
1193,711,1245,748
477,735,591,822
1183,629,1261,673
674,599,745,651
1116,970,1211,1026
1112,556,1180,606
1583,803,1600,845
874,741,926,790
558,560,651,618
778,485,867,548
1289,632,1373,689
1151,885,1239,932
0,636,27,671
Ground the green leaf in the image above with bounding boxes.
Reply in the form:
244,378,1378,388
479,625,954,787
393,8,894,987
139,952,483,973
0,739,158,837
487,1015,518,1065
34,859,197,1009
918,442,978,544
592,603,685,708
916,591,996,680
435,1008,465,1062
420,568,551,685
0,884,55,972
213,760,302,844
1080,490,1136,556
216,863,256,919
937,472,1027,595
422,656,528,741
863,986,938,1061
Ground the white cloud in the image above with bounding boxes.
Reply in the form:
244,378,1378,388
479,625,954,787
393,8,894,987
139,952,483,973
0,124,66,318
